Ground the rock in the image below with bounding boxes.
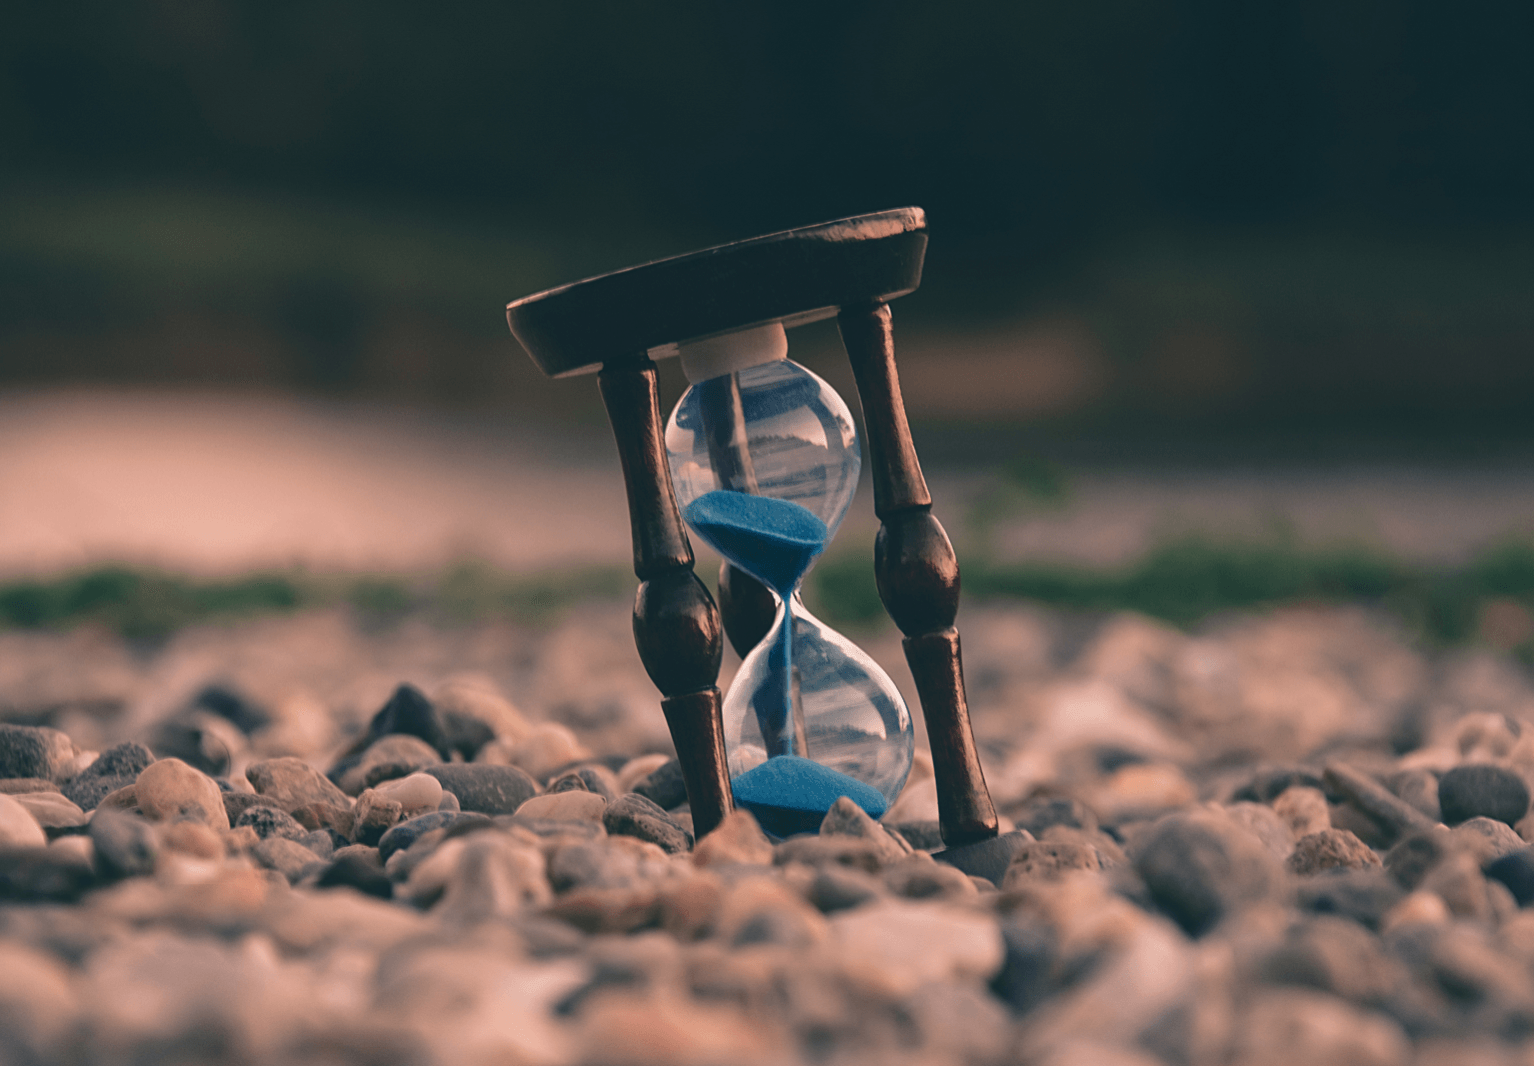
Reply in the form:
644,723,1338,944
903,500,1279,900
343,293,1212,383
365,682,453,758
1002,839,1101,887
1323,762,1436,844
439,708,496,761
235,804,309,842
1232,765,1329,804
1485,848,1534,906
222,791,282,824
1295,869,1404,931
316,848,392,898
1438,763,1530,826
1273,785,1332,839
604,793,691,854
351,789,403,846
1287,829,1382,875
831,900,1004,997
371,771,444,815
424,764,539,815
99,783,137,811
0,846,95,901
0,941,78,1063
378,811,490,864
146,710,237,776
301,829,337,858
517,790,608,823
1381,890,1451,933
89,807,158,879
883,853,978,900
819,796,910,861
188,682,271,735
1224,801,1296,859
1132,810,1283,936
692,809,774,867
902,981,1014,1066
632,757,688,810
1012,795,1099,837
62,742,155,810
0,777,59,794
500,722,590,783
134,757,229,828
774,834,889,874
1234,988,1409,1066
438,790,460,812
10,791,85,830
1385,830,1458,898
0,725,73,782
886,820,944,851
1383,768,1441,821
616,753,671,794
341,734,442,794
433,676,530,742
548,766,616,801
251,836,322,882
1450,815,1525,867
246,756,350,811
715,873,827,948
804,864,883,913
291,801,355,838
1261,914,1404,1003
410,834,551,921
0,794,47,848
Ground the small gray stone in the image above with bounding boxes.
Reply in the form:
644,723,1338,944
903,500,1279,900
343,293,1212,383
350,789,403,846
632,758,687,810
548,767,615,801
0,726,73,782
886,821,943,851
235,804,309,842
1324,762,1437,843
61,742,154,811
1011,795,1099,837
1385,829,1453,890
301,829,337,858
1001,839,1101,887
88,808,157,880
1286,829,1382,875
1296,869,1404,931
819,796,909,862
0,847,95,902
377,811,489,863
423,764,538,815
1132,810,1283,936
603,793,691,854
11,793,86,830
1383,768,1441,822
883,854,977,899
1449,816,1525,868
251,836,322,882
316,848,392,898
1438,763,1530,827
246,757,350,812
342,734,442,794
805,865,883,913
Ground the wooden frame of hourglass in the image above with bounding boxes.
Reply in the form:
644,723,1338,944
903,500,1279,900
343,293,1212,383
507,208,1023,875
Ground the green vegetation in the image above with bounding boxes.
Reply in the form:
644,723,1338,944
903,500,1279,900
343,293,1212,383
4,540,1534,649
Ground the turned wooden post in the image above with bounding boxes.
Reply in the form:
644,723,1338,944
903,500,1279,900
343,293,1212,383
597,357,733,837
838,301,999,847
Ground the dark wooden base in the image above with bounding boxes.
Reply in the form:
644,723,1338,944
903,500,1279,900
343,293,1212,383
933,830,1032,886
660,688,732,838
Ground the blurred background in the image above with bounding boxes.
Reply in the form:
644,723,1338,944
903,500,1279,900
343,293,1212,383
2,0,1534,646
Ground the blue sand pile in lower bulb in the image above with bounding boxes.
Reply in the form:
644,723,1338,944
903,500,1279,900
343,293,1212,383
682,490,827,596
731,754,889,837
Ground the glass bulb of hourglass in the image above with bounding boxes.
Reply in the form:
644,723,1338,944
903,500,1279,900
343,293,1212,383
664,325,913,837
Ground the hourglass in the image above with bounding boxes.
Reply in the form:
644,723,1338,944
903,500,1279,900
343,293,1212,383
507,209,1028,880
664,323,912,836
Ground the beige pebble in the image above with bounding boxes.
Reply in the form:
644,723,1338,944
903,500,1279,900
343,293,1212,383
0,793,48,848
162,820,225,859
433,676,531,742
49,835,93,863
617,753,672,795
692,809,774,867
1382,890,1451,934
515,790,607,823
505,722,591,783
11,792,87,828
135,758,230,829
373,772,444,814
1273,786,1331,839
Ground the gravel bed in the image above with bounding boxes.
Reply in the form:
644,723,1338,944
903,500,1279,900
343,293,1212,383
5,600,1534,1065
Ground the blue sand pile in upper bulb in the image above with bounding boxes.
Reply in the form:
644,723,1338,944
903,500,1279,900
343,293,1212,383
683,491,828,594
731,754,888,837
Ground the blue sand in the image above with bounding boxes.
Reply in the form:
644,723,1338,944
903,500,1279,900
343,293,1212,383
683,490,828,595
732,754,888,838
684,490,830,756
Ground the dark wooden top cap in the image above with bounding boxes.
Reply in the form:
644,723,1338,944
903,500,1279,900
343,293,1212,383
506,207,927,378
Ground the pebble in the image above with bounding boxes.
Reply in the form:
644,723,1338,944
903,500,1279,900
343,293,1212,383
1235,988,1409,1066
692,809,774,867
160,820,223,859
1449,815,1526,867
0,846,95,902
498,721,591,783
819,796,910,861
831,900,1004,997
1286,828,1382,875
616,753,672,795
1132,811,1283,936
548,766,616,801
1383,768,1442,821
245,756,350,811
1295,868,1404,931
604,793,692,854
372,771,444,815
133,757,229,829
0,792,48,847
1273,785,1332,839
632,757,688,810
316,848,392,898
10,791,86,830
1012,794,1099,837
63,741,155,806
1437,763,1531,826
1485,848,1534,906
251,836,323,882
235,804,309,842
882,853,978,900
425,763,538,814
0,777,60,794
0,725,73,782
350,789,404,846
340,733,443,794
517,790,608,823
1002,840,1101,887
1324,762,1438,842
1224,800,1297,858
377,811,489,864
88,807,158,879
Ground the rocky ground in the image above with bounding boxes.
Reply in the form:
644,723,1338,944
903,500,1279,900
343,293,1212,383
6,600,1534,1065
